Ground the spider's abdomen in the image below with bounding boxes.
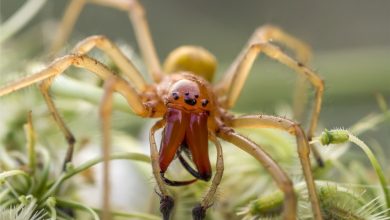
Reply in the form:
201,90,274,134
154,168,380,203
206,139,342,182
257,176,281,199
163,46,217,82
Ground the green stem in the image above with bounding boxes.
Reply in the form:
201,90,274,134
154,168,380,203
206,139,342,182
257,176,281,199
0,188,11,202
56,198,99,220
52,75,132,113
46,197,57,220
47,204,57,220
0,148,15,171
24,112,36,175
5,181,20,199
0,170,31,187
40,152,150,202
34,147,51,196
348,133,390,211
93,208,161,220
0,0,48,43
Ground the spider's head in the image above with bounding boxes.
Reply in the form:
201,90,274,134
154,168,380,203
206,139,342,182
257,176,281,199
163,46,217,82
165,78,212,113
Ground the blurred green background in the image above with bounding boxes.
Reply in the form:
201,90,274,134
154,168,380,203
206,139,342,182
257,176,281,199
1,0,389,150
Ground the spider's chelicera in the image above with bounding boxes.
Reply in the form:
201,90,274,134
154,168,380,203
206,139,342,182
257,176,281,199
0,1,326,220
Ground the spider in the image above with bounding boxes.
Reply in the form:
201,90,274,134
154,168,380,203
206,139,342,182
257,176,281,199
0,0,325,219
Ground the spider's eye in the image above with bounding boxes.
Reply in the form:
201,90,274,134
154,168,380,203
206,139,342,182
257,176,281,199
194,94,199,99
172,92,179,100
201,99,209,107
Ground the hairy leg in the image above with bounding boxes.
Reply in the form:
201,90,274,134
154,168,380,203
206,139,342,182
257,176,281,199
221,25,312,86
51,0,162,81
218,128,296,220
226,114,322,220
248,25,312,121
218,40,324,165
49,0,86,54
149,119,174,220
220,41,323,139
72,35,147,91
99,76,118,220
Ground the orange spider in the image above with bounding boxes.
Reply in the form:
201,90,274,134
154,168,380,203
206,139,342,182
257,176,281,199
0,0,325,219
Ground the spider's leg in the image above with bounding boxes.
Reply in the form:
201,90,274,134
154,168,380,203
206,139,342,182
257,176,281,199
39,77,76,170
72,35,147,91
49,0,86,54
192,132,224,220
149,119,174,220
218,128,296,220
0,54,151,168
226,114,323,220
99,76,117,220
221,25,311,85
99,75,152,220
220,41,324,140
251,26,315,137
243,25,312,122
51,0,162,82
219,41,324,166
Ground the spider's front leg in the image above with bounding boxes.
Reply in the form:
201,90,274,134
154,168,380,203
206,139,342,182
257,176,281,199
226,114,323,220
149,119,174,220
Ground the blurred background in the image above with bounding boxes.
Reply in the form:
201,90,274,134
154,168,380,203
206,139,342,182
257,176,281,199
1,0,390,219
1,0,389,134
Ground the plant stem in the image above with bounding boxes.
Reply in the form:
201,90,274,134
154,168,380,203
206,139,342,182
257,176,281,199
0,0,48,43
40,152,150,202
56,198,99,220
93,208,161,220
48,204,57,220
35,147,51,196
0,170,28,179
348,133,390,211
24,111,36,175
0,170,31,187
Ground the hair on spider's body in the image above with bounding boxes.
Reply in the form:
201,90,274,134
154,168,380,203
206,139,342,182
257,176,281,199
0,0,327,220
